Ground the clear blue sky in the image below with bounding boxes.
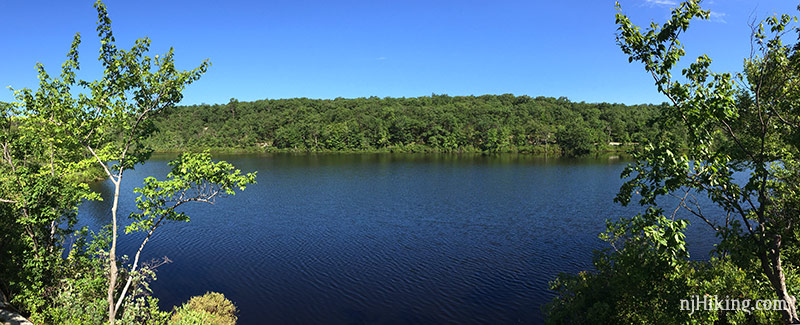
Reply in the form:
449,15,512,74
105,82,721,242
0,0,797,105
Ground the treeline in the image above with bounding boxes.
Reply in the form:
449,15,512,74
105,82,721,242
145,94,685,155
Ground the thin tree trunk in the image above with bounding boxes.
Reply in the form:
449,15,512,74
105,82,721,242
107,179,121,324
113,216,163,313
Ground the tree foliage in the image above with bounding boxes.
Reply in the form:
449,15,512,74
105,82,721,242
0,1,255,324
144,95,681,156
548,1,800,323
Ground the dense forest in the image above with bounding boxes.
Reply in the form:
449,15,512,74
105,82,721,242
145,95,685,155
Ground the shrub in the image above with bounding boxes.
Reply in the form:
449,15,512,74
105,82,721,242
170,292,238,325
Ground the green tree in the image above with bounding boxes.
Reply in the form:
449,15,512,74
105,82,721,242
66,3,210,322
117,152,255,318
0,95,99,315
549,1,800,323
1,1,256,324
556,121,594,156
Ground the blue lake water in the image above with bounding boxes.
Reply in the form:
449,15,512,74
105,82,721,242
78,153,719,324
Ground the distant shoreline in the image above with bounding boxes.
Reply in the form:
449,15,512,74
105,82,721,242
150,144,641,156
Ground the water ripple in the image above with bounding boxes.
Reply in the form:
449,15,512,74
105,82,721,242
75,154,722,324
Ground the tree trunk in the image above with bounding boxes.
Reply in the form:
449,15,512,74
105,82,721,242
762,235,800,324
107,180,121,324
768,261,799,324
114,217,163,314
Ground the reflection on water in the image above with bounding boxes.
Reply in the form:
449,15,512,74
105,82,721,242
76,153,716,324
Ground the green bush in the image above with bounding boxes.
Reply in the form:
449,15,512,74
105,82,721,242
544,213,791,324
170,292,238,325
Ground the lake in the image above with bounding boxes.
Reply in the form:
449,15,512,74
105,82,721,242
78,153,719,324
